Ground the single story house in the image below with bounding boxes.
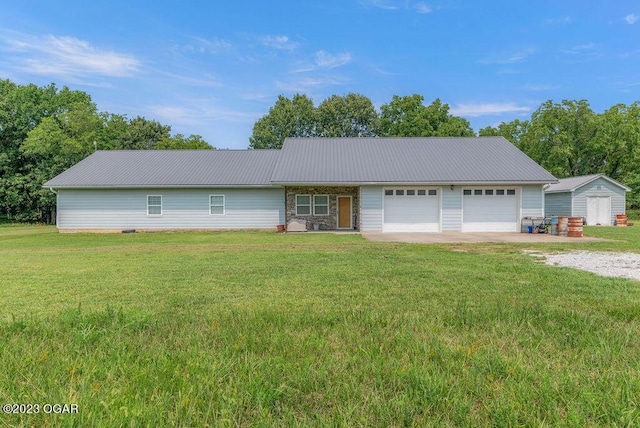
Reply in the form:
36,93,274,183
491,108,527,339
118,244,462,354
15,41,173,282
44,137,558,233
544,174,631,225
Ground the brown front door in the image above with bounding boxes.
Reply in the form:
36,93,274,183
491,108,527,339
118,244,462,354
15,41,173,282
337,197,351,229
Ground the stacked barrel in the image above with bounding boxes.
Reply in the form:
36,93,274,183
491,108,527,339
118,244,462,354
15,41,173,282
557,216,568,236
567,217,583,237
616,214,628,227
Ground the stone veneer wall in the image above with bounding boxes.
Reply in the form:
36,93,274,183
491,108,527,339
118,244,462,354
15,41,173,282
285,186,360,230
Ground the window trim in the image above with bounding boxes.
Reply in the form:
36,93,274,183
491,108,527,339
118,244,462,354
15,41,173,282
209,194,225,216
147,195,162,216
295,194,312,215
313,195,329,216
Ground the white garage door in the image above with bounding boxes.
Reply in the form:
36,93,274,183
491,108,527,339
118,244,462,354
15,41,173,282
383,188,440,232
462,188,518,232
586,196,611,225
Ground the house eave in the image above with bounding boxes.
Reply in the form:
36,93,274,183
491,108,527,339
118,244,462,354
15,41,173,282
43,184,281,190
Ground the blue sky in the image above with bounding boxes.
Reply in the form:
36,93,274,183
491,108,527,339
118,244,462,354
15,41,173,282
1,1,638,149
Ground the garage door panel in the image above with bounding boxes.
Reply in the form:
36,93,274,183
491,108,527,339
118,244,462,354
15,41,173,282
383,189,440,232
462,189,518,232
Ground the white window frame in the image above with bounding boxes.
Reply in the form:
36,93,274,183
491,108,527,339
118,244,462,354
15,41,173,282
296,194,312,215
209,195,225,215
313,195,329,216
147,195,162,216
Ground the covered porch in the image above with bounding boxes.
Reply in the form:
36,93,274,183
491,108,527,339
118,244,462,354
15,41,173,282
285,186,360,231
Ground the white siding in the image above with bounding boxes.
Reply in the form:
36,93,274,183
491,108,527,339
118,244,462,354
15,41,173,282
441,187,462,231
57,188,285,230
573,177,626,225
360,186,383,231
521,185,545,218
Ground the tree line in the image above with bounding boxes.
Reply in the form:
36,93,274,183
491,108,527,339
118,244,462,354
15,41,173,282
251,94,639,208
0,79,212,222
1,79,638,222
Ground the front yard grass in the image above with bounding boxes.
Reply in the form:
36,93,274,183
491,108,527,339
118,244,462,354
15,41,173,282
1,225,639,426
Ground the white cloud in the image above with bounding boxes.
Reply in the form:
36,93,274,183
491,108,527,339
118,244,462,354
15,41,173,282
544,16,573,25
523,83,559,91
625,14,639,24
415,2,432,13
366,0,398,10
276,76,348,93
450,102,531,117
260,35,298,51
0,30,141,78
315,50,352,69
479,47,536,64
187,37,232,54
560,42,597,55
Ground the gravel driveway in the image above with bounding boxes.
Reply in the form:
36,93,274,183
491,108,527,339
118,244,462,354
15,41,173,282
532,251,640,281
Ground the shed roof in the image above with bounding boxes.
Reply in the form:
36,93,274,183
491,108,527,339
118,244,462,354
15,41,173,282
271,137,557,184
544,174,631,193
44,150,280,188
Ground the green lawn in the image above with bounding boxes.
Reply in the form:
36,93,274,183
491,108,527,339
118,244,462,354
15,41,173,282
1,225,639,427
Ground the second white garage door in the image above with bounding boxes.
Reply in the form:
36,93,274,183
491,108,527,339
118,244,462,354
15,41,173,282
462,188,518,232
383,188,440,232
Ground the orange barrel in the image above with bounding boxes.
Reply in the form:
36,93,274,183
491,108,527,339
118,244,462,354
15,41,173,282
567,217,583,237
616,214,628,227
557,216,568,236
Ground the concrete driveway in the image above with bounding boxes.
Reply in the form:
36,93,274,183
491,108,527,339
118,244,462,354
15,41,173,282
363,232,606,244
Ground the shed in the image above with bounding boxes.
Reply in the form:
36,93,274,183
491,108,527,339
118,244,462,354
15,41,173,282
544,174,631,225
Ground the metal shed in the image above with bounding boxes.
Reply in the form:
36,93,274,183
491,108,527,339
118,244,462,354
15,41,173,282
544,174,631,225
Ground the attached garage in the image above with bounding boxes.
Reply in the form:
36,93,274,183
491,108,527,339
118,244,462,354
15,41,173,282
462,188,519,232
383,188,440,232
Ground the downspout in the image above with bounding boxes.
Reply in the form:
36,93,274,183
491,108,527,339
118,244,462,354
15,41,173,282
49,187,58,226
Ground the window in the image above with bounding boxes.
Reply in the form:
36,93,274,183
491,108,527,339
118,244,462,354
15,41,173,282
296,195,311,215
313,195,329,215
147,195,162,215
210,195,225,215
485,189,494,196
507,189,516,195
396,190,404,196
474,189,483,196
496,189,505,195
417,189,426,196
463,189,472,196
385,189,394,196
428,189,437,196
406,189,415,196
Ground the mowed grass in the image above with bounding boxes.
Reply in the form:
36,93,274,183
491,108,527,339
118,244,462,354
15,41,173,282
1,226,640,427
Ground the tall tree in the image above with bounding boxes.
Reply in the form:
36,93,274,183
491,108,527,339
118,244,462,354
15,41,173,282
249,94,316,149
316,93,378,137
379,95,475,137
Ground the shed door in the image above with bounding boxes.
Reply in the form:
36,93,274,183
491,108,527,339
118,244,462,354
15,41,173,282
462,188,518,232
586,196,611,225
383,188,440,232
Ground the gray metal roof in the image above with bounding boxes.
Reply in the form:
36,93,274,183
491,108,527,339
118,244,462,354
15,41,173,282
44,150,281,187
545,174,631,193
271,137,557,184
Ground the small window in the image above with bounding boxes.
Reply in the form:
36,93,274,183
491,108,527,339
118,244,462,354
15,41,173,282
507,189,516,195
313,195,329,215
428,189,437,196
474,189,483,196
384,189,393,196
463,189,472,196
147,195,162,215
485,189,494,196
210,195,225,215
296,195,311,215
417,189,426,196
396,190,404,196
406,189,415,196
496,189,505,195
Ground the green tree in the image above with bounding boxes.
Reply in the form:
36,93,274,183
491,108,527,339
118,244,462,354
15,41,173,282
250,94,316,149
316,93,378,137
157,134,213,149
379,95,475,137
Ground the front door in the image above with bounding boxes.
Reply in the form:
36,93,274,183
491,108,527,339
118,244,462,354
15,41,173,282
337,196,351,229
